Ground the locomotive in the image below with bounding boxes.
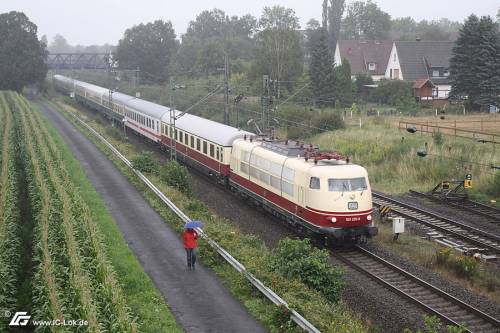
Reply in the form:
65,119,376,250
53,75,377,242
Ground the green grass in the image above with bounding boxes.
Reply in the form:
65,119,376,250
34,101,181,333
52,98,370,333
310,117,500,206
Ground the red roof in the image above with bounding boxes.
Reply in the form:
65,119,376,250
413,78,435,89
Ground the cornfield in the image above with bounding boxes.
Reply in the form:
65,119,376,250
0,91,138,332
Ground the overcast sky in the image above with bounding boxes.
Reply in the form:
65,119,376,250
1,0,498,45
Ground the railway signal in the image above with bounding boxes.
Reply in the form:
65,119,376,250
464,174,473,189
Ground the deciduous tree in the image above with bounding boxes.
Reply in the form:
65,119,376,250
254,6,304,96
116,20,179,82
342,1,391,40
0,11,47,91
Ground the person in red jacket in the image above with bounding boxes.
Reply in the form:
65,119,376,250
183,228,198,269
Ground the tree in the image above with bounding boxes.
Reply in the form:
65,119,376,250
173,9,257,76
334,58,354,106
342,1,391,39
0,11,47,91
450,15,500,109
310,31,335,107
328,0,345,49
304,19,322,66
49,34,73,53
116,20,179,82
254,6,304,96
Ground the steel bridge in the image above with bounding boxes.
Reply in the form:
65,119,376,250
47,53,111,70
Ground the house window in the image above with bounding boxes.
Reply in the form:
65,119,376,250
368,63,376,71
432,70,440,77
443,70,450,77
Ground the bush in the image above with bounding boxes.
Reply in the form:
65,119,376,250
452,255,478,279
160,160,192,195
310,111,345,134
131,152,159,174
269,238,344,303
435,248,451,266
432,131,444,146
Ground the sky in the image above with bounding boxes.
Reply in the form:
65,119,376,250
1,0,498,45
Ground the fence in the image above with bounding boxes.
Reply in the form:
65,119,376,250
399,120,500,144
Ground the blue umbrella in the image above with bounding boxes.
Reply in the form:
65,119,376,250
184,220,204,229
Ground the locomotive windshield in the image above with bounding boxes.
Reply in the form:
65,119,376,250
328,178,367,192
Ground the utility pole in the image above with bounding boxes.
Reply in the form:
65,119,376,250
169,77,176,161
222,55,230,125
134,67,140,98
261,75,270,136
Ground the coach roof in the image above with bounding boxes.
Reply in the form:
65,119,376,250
55,75,253,146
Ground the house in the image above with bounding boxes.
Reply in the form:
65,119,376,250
385,40,454,100
334,40,393,81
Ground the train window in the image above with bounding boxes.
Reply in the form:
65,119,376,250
190,136,195,148
179,131,183,143
197,138,201,151
203,141,207,154
309,177,321,190
328,178,367,192
350,178,368,191
209,144,214,158
185,133,189,145
157,121,159,131
259,172,270,184
219,150,224,162
249,166,258,178
271,176,280,189
282,181,294,196
240,163,248,174
216,147,220,161
241,151,250,162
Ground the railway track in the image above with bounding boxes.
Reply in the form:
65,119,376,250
372,192,500,257
333,246,500,333
409,190,500,223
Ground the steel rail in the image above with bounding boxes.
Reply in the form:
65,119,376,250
63,106,321,333
332,246,500,333
409,190,500,223
372,192,500,255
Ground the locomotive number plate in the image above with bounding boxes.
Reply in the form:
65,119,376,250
348,202,358,210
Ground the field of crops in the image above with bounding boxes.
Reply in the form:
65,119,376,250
0,92,22,330
0,92,138,332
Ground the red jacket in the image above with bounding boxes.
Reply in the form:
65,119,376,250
183,229,198,249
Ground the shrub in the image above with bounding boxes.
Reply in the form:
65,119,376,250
452,255,478,279
435,248,451,266
160,160,192,195
310,111,345,134
131,152,159,174
105,126,126,141
269,238,344,303
432,131,444,146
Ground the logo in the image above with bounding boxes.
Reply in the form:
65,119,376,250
9,312,31,326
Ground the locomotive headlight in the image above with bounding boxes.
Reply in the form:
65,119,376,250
330,217,337,223
367,215,372,221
